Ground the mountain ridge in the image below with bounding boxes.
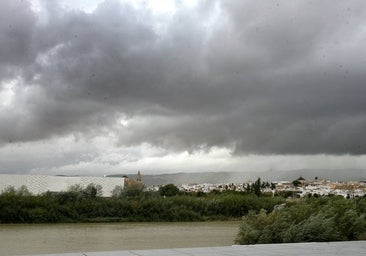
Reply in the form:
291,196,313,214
107,169,366,186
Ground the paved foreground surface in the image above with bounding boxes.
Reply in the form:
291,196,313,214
24,241,366,256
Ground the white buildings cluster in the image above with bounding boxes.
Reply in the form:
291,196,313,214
147,178,366,198
1,173,365,198
276,179,366,198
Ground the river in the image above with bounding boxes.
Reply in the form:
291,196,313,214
0,221,240,255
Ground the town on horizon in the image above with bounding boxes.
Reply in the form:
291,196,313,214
1,171,365,199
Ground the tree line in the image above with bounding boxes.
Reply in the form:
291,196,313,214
0,183,283,223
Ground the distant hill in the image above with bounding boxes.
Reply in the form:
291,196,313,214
265,169,366,182
108,169,366,186
108,172,236,186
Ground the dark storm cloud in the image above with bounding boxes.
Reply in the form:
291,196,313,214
0,0,37,79
1,0,366,154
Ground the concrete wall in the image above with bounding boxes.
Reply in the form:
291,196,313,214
0,174,124,197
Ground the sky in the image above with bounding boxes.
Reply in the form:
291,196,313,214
1,0,366,177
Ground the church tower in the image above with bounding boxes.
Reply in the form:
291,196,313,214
136,171,142,184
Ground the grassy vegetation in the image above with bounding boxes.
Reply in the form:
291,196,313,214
0,184,283,223
235,195,366,244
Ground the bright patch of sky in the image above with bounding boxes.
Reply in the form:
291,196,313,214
0,80,16,108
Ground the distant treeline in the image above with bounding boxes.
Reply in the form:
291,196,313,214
236,196,366,244
0,183,283,223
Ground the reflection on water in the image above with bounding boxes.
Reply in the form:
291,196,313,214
0,221,240,255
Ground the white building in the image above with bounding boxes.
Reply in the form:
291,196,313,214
0,174,124,197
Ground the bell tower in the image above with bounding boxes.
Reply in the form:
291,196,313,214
136,171,142,184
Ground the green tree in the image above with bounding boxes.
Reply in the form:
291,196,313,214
123,183,144,199
292,180,301,187
283,213,341,242
253,178,262,196
17,185,31,196
236,197,366,245
235,209,273,244
83,183,103,198
67,184,83,194
111,185,124,198
270,183,276,190
159,184,179,197
1,186,17,195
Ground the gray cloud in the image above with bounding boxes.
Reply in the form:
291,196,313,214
1,0,366,155
0,0,37,80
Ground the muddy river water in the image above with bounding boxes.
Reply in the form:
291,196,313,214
0,221,240,255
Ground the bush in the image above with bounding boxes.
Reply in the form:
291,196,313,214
283,213,341,242
0,186,284,223
236,197,366,245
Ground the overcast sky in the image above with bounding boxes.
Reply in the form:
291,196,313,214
1,0,366,177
